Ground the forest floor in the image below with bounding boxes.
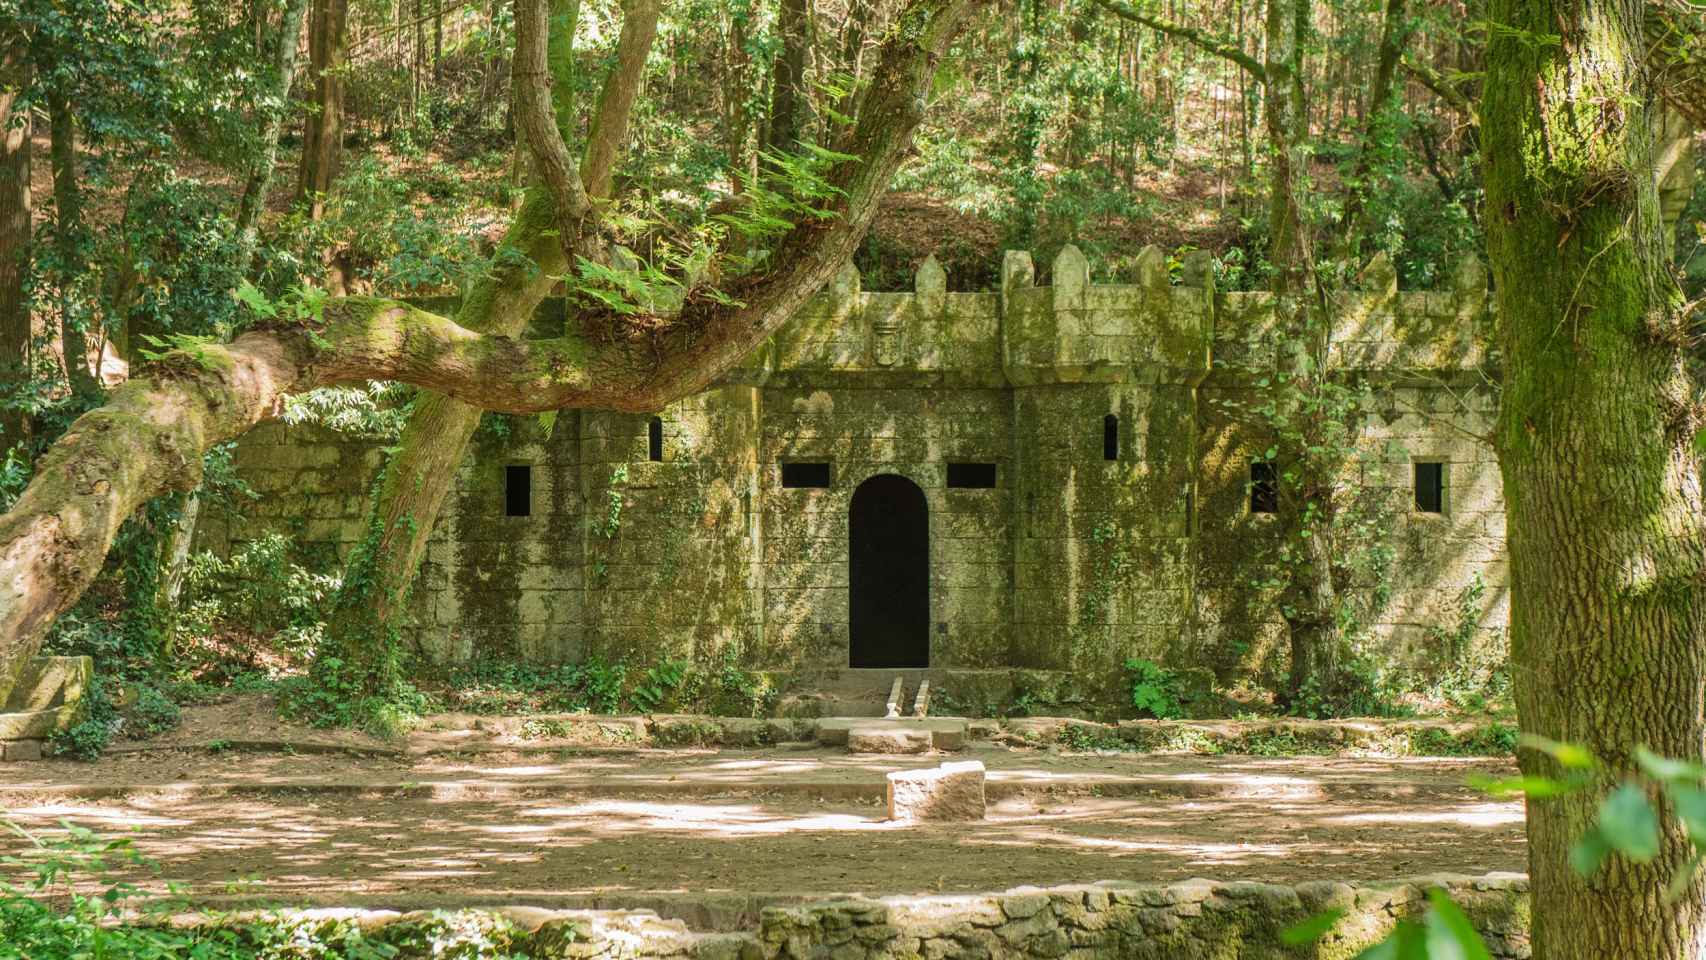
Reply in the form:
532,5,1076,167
0,702,1525,927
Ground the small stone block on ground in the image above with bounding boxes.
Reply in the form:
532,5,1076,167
1,739,44,762
848,726,931,754
887,760,987,822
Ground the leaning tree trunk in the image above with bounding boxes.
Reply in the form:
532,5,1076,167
1483,0,1706,953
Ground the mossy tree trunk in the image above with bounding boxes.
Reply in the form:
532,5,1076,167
1483,0,1706,953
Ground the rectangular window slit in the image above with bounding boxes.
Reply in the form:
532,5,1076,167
946,462,998,488
1103,414,1120,461
781,462,832,488
505,464,532,517
647,417,664,462
1249,461,1278,514
1414,461,1445,513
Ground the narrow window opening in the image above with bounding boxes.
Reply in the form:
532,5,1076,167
1249,461,1278,515
946,462,998,488
1414,461,1445,513
781,462,832,488
1103,414,1120,461
647,417,664,462
504,464,532,517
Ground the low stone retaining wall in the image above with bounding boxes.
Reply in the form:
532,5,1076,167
164,874,1529,959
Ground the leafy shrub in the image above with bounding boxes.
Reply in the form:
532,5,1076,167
1123,658,1184,719
127,684,182,739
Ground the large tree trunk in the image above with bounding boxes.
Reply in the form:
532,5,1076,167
297,0,350,219
46,90,98,399
1484,0,1706,953
235,0,312,265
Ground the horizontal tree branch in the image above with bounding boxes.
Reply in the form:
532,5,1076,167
1091,0,1264,78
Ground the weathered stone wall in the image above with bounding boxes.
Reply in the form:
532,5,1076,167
167,874,1530,959
203,245,1506,688
1192,254,1504,684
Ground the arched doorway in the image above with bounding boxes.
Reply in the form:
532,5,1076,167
849,474,930,668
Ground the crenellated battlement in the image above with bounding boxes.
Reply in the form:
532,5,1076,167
739,245,1493,388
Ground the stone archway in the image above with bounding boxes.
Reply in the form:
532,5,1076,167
848,474,930,668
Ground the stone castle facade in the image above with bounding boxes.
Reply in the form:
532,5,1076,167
206,244,1506,689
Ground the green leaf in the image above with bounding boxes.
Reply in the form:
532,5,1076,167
232,279,277,319
1519,734,1597,769
1280,909,1344,945
1671,786,1706,843
1597,783,1661,862
1425,889,1493,960
1570,829,1610,876
1664,850,1704,903
1355,920,1429,960
1636,747,1706,784
1466,774,1573,798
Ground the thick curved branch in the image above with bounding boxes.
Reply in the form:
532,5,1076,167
1090,0,1264,78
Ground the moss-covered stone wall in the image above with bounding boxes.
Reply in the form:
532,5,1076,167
203,246,1506,689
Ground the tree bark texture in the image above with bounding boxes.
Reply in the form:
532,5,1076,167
1484,0,1706,954
0,39,30,451
298,0,350,218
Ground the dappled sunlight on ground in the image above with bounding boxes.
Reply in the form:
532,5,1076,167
0,746,1524,909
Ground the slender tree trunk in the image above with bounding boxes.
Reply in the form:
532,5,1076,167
0,43,30,450
235,0,311,270
1484,0,1706,952
1257,0,1338,707
1338,0,1410,248
298,0,350,219
46,91,98,398
765,0,810,156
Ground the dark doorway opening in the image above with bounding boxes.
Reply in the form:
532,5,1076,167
849,474,930,668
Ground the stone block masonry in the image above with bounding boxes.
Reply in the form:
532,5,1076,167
208,246,1507,693
156,875,1529,959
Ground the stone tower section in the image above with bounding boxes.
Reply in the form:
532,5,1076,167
1003,244,1211,673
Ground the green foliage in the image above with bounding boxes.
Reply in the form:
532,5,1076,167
179,533,341,663
1122,658,1184,719
430,653,775,718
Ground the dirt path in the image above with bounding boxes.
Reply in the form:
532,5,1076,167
1,745,1524,921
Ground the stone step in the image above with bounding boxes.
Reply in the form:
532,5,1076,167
816,716,968,752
